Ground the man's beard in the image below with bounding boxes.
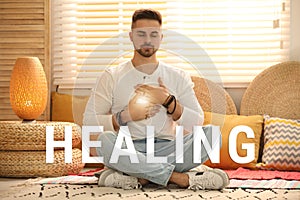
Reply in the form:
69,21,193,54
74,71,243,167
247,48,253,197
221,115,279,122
136,47,158,58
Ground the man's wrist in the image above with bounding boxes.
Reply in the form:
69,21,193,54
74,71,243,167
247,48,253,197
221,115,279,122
169,100,183,121
162,94,175,109
166,97,177,115
121,109,131,124
116,110,127,126
161,93,170,105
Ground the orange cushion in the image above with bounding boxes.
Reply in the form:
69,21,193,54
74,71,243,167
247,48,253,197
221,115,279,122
51,92,89,125
203,112,263,169
51,92,74,122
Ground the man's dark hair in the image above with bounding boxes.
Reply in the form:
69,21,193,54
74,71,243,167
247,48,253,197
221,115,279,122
131,9,162,29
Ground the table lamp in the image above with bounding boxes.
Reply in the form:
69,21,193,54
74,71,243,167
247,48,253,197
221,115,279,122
10,57,48,122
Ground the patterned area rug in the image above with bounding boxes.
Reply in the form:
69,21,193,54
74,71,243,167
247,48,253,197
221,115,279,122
1,167,300,200
30,175,300,189
1,183,299,200
25,167,300,189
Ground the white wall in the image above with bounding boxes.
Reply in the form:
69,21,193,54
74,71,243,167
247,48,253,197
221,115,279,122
290,0,300,61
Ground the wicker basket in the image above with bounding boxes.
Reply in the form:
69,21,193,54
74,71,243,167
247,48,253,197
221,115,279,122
0,148,84,177
192,76,237,115
0,121,81,151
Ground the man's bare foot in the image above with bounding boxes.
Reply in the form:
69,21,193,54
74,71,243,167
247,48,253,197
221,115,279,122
168,172,189,188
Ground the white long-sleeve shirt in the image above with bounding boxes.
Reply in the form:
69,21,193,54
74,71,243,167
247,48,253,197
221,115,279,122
83,61,203,140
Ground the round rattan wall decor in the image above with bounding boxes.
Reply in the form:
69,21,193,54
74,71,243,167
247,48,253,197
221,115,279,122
240,61,300,119
191,76,237,115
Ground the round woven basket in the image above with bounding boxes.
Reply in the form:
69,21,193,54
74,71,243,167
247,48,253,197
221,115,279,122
0,121,81,151
240,61,300,119
0,148,84,177
191,76,237,115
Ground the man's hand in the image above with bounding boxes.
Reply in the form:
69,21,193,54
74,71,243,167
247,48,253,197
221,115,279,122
134,77,169,105
121,93,161,123
118,77,173,125
134,77,183,121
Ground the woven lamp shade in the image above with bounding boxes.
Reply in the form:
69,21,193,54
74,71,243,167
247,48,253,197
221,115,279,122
240,61,300,119
10,57,48,120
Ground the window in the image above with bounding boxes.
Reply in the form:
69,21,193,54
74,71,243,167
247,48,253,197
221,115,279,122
52,0,290,92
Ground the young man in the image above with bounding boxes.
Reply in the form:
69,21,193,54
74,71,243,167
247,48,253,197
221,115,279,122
83,9,229,190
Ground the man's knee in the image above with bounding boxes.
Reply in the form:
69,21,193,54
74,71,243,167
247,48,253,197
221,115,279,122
98,131,116,143
93,131,116,162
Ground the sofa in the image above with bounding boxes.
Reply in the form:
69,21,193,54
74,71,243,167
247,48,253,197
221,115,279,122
51,61,300,172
